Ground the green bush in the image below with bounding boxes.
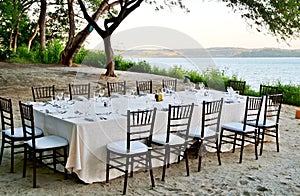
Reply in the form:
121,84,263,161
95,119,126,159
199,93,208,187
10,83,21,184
128,60,152,73
278,82,300,106
73,47,89,64
44,39,64,64
203,68,226,91
8,40,64,64
79,50,107,68
8,45,38,63
188,70,206,86
166,66,186,79
151,66,168,76
115,56,135,71
0,48,12,60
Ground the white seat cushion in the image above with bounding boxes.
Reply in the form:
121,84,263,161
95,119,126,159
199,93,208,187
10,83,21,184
25,135,68,150
222,122,255,133
3,127,43,138
188,127,217,138
152,133,185,145
107,140,149,155
247,119,277,127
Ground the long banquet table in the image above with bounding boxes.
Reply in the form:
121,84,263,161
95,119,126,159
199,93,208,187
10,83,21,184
33,90,246,183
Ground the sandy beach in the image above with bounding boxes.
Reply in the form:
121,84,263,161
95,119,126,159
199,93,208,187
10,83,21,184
0,62,299,195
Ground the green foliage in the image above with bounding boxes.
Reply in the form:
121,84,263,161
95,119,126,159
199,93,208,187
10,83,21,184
128,60,152,73
277,82,300,106
115,55,135,71
73,47,89,64
202,68,226,91
42,39,65,63
188,71,206,84
225,0,300,41
167,66,186,79
8,44,38,63
151,66,168,76
78,50,106,68
8,40,64,64
0,48,12,60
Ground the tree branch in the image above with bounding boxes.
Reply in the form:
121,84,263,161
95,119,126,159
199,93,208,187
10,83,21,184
77,0,106,37
104,0,143,34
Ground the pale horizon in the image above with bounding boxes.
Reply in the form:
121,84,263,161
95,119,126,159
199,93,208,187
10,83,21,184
86,1,300,50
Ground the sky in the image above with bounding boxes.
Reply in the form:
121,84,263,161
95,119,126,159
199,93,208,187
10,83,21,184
86,0,300,50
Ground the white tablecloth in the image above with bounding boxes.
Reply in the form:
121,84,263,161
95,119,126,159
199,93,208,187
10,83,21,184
33,90,246,183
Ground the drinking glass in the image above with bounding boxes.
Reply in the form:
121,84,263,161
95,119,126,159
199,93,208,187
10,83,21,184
199,82,205,90
190,83,195,91
167,85,173,93
56,91,64,101
99,89,105,101
64,93,70,101
131,88,136,98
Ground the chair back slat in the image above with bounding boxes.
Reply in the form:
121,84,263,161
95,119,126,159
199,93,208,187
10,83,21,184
167,103,194,142
32,85,55,102
0,97,14,133
228,80,246,95
127,108,157,151
259,84,279,96
162,79,177,91
107,81,126,97
69,83,90,100
19,102,36,146
136,80,152,95
243,96,263,129
201,98,223,138
263,94,283,124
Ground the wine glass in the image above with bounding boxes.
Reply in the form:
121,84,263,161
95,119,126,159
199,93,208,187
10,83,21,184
56,91,64,101
99,89,105,101
167,85,173,93
93,91,98,101
190,83,195,91
131,88,136,98
199,82,205,90
64,93,70,101
162,87,167,95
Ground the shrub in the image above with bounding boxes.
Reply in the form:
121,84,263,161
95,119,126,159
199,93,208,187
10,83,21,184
73,47,89,64
151,66,167,76
44,39,64,64
166,66,186,79
128,60,151,73
80,50,107,68
278,82,300,106
115,56,135,71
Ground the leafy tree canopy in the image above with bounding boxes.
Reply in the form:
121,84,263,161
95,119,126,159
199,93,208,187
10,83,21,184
223,0,300,41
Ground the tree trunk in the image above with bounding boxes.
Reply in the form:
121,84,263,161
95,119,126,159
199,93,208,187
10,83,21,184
104,35,116,77
39,0,47,50
58,27,91,66
9,29,13,51
59,0,108,66
28,23,39,52
58,0,76,66
13,20,19,53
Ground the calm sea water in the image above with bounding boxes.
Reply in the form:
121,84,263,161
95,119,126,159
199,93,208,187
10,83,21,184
125,57,300,90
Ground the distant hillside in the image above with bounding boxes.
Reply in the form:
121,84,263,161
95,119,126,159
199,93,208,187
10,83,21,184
118,47,300,58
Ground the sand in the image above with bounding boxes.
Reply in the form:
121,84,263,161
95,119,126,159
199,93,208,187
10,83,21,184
0,62,299,195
